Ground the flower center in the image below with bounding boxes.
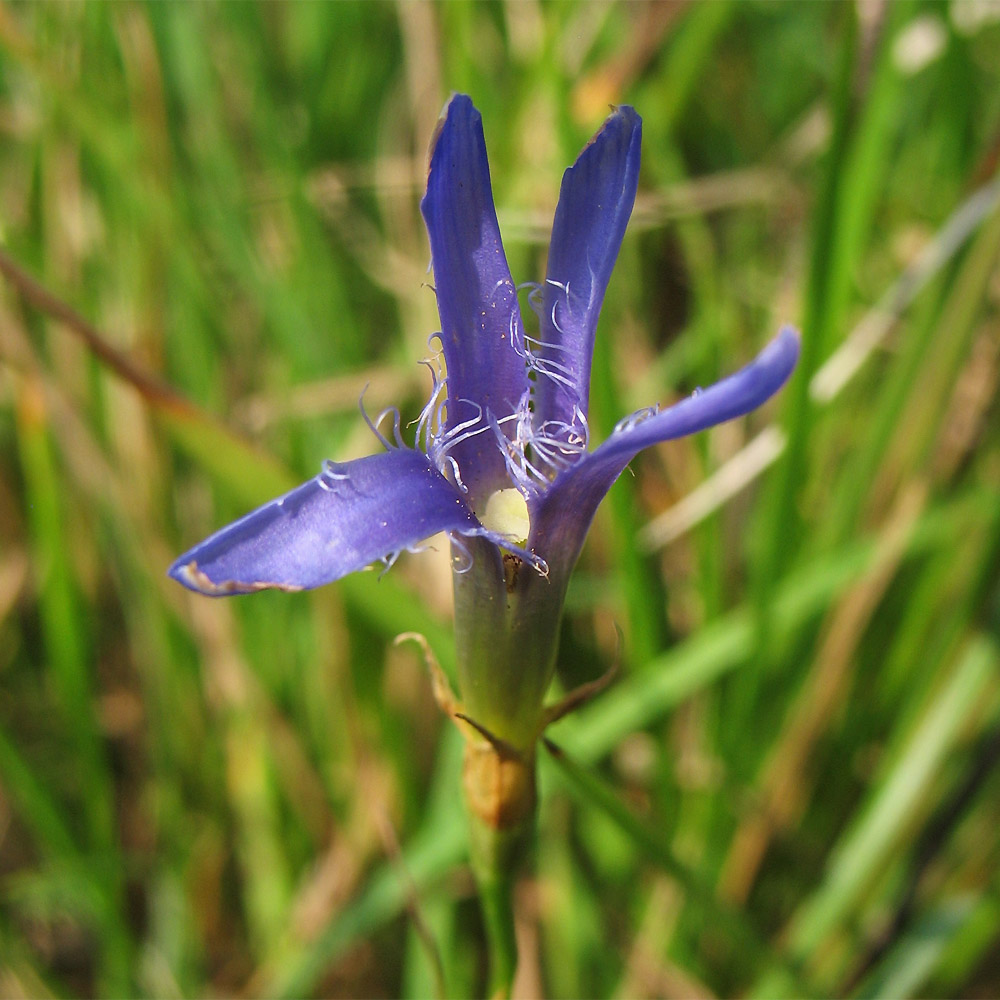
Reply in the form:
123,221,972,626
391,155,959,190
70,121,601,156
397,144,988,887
478,488,530,546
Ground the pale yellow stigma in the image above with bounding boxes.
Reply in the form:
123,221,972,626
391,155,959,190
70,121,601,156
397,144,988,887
479,488,530,546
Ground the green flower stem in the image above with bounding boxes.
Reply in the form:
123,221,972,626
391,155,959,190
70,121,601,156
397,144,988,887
464,741,536,1000
474,863,518,1000
449,535,568,994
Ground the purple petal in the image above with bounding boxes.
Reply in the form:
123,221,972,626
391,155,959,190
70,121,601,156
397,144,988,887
534,106,642,433
420,94,528,502
169,448,483,596
528,328,800,579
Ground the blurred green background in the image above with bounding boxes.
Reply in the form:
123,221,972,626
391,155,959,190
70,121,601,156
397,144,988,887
2,1,1000,997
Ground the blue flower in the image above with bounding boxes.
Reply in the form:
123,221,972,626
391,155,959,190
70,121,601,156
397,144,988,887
170,96,797,740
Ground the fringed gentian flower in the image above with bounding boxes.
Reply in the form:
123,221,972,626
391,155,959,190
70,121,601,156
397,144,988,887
170,95,798,975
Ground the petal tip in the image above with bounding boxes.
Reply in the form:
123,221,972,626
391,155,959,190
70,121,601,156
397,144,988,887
574,102,642,168
168,558,303,597
609,103,642,129
768,325,802,377
426,93,479,165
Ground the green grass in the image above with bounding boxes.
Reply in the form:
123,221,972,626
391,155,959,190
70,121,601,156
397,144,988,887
2,2,1000,996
